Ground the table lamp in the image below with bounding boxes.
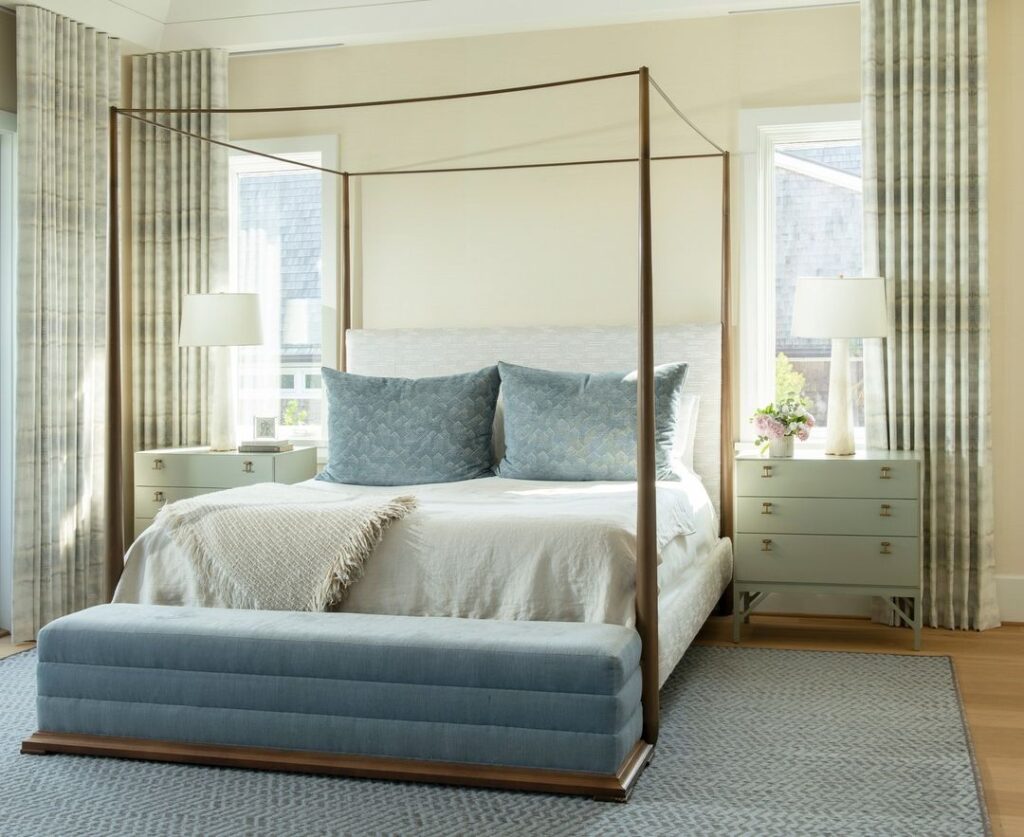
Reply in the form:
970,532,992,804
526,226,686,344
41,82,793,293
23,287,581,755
179,293,263,451
791,276,887,456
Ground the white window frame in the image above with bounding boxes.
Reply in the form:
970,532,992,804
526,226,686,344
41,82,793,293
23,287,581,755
738,103,861,443
0,110,16,633
227,135,339,450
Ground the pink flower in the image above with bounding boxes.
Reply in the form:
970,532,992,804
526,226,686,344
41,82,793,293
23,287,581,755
763,417,786,440
805,413,816,428
797,426,810,441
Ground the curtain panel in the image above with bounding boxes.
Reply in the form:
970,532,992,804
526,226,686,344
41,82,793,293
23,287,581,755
13,7,120,641
130,49,228,452
862,0,999,629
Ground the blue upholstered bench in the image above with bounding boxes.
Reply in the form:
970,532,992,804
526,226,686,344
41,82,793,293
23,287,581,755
23,605,652,800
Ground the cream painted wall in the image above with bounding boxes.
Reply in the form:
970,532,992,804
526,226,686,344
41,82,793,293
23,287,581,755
988,0,1024,586
226,4,1022,589
228,5,860,333
0,12,15,113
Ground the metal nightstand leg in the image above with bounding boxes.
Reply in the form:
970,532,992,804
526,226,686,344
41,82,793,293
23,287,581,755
732,588,768,643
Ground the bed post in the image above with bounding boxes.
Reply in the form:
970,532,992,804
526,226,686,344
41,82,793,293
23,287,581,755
635,66,659,747
720,152,733,540
105,105,125,599
340,172,351,371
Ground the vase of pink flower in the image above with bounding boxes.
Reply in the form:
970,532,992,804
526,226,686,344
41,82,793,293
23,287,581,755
751,398,815,457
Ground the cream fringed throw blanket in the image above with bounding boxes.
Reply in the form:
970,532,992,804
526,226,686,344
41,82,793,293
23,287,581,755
154,483,417,611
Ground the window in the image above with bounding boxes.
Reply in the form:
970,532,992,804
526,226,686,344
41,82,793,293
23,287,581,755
739,105,863,442
0,111,15,632
228,137,338,448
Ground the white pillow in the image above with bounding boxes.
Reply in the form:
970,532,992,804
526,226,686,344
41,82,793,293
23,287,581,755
672,394,701,474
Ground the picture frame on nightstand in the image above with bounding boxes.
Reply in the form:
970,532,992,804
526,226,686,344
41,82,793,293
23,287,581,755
253,416,278,440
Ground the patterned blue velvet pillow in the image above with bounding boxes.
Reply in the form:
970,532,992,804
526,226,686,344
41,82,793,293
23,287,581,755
495,361,689,481
319,366,501,486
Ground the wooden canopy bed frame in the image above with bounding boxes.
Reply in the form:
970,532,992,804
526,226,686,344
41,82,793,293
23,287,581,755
26,66,733,801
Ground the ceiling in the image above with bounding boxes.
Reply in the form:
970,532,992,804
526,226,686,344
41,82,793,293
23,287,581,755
12,0,856,53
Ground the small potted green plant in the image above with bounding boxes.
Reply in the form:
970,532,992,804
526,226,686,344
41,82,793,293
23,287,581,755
751,398,815,457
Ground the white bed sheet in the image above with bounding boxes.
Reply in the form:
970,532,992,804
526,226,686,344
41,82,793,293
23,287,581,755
115,472,730,678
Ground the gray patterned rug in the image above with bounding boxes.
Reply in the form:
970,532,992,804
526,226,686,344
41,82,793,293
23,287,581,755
0,645,987,836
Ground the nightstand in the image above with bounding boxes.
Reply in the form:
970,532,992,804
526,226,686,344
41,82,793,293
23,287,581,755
133,446,319,539
733,449,923,650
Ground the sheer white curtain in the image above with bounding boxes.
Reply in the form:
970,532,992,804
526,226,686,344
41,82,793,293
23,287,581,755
13,7,120,640
862,0,999,629
130,49,228,451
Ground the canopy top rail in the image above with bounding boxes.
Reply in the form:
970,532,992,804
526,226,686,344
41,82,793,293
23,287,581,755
648,74,725,154
118,110,723,179
117,69,641,115
113,66,726,163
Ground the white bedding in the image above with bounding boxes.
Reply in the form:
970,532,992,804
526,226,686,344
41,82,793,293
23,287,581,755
115,472,722,628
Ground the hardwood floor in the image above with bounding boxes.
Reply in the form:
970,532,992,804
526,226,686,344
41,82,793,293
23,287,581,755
697,614,1024,837
0,636,33,660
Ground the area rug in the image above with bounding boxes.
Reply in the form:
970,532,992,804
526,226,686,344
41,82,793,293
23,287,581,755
0,645,988,836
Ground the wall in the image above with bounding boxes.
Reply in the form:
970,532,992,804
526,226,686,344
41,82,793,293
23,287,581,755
228,6,861,617
0,11,15,113
229,5,860,333
226,4,1022,615
988,0,1024,615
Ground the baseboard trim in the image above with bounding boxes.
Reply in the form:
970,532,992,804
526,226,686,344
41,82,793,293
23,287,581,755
751,577,1024,624
754,592,873,618
996,574,1024,622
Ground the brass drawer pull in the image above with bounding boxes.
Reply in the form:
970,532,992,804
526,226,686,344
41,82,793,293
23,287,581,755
761,465,772,479
152,458,164,471
880,541,892,554
880,466,892,480
761,539,772,552
153,491,165,504
880,503,892,517
242,460,255,473
761,502,773,515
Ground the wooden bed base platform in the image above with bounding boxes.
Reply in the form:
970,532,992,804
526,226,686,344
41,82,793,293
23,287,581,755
22,732,654,803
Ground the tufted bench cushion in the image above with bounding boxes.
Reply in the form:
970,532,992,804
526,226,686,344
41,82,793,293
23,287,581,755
35,604,644,775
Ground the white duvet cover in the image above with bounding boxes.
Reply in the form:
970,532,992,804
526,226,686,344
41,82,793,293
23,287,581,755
115,472,721,627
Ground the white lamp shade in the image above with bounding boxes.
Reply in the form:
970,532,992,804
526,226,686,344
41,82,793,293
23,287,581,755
791,277,888,339
178,293,263,347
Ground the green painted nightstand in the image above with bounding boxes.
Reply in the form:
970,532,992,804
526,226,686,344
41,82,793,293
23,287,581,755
133,445,318,540
733,449,923,650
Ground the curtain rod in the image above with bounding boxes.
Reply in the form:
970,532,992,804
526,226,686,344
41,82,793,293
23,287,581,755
119,110,724,176
116,69,641,115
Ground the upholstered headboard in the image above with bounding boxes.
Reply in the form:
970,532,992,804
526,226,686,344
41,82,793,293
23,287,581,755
346,325,723,514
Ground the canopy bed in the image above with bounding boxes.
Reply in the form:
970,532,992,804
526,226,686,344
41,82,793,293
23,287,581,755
23,67,734,801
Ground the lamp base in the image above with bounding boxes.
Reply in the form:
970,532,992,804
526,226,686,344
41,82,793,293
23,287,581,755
824,337,855,456
208,345,238,452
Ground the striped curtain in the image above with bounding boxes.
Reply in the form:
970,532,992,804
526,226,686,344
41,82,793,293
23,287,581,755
130,49,228,451
13,7,120,640
862,0,999,629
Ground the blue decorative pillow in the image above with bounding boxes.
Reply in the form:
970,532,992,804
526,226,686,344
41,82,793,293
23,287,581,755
319,366,501,486
495,361,689,481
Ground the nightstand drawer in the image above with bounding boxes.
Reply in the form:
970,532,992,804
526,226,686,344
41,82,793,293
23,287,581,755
737,459,919,499
737,497,919,537
136,451,274,488
735,534,919,587
134,486,217,519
